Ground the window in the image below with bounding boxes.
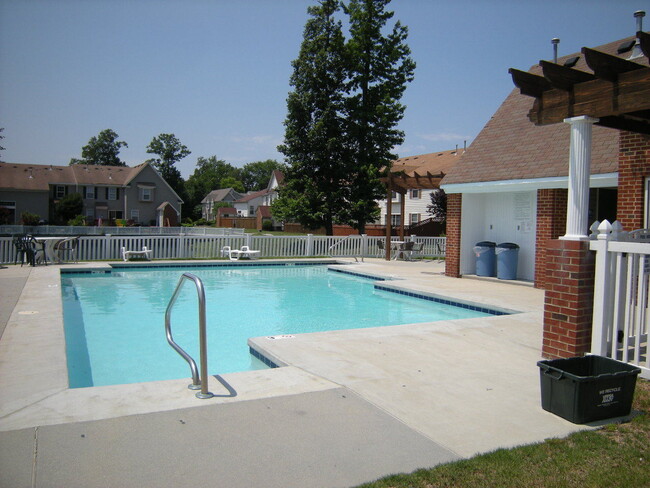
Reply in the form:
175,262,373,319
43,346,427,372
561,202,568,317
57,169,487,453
391,191,399,201
410,213,421,225
0,201,16,225
249,205,255,215
108,210,123,220
107,187,118,201
85,208,95,220
130,209,140,222
410,189,420,199
140,187,153,202
390,214,401,227
84,186,95,199
55,186,66,199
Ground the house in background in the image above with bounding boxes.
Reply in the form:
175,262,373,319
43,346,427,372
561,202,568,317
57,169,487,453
201,170,285,225
200,188,243,221
0,161,183,226
377,149,460,228
233,189,269,217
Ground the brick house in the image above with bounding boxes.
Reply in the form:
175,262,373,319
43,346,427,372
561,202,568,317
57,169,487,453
441,35,648,287
0,161,183,226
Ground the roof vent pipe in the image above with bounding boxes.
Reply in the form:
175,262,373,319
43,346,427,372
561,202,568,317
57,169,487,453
551,38,560,63
631,10,645,59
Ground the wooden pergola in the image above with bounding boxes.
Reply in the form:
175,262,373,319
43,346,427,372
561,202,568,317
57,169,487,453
509,31,650,134
379,170,444,260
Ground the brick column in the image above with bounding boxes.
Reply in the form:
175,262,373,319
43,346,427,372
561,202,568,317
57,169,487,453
535,189,567,288
445,193,462,278
617,131,650,231
542,240,595,358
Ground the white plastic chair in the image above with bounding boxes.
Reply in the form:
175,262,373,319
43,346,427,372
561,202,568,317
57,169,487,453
221,246,241,261
239,245,260,260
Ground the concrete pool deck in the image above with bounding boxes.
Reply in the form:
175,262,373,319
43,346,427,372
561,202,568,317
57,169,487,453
0,259,593,487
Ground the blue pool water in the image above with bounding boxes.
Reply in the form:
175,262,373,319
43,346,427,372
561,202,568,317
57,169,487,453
61,264,496,387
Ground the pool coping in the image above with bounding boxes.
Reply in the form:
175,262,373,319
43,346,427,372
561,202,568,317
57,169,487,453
0,258,540,435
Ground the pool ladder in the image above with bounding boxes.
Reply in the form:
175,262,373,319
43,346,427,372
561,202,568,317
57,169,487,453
165,272,214,399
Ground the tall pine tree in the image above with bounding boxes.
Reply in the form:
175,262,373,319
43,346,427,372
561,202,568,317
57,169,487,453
344,0,415,233
275,0,349,235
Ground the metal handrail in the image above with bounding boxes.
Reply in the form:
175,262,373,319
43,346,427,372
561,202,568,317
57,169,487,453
165,272,213,399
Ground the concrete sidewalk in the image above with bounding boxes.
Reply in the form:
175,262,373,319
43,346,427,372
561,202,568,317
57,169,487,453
0,260,590,488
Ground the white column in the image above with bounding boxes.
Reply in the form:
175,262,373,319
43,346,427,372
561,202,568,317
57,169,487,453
560,115,599,241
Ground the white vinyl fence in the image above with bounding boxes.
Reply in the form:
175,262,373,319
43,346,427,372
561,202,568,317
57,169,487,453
591,220,650,378
0,233,446,264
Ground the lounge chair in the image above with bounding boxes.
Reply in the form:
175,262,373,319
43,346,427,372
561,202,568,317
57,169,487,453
239,245,260,260
121,246,153,261
221,246,241,261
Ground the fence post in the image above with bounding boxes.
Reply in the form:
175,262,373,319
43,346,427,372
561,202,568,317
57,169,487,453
361,234,368,257
245,233,252,248
306,234,314,257
104,234,112,261
590,220,613,356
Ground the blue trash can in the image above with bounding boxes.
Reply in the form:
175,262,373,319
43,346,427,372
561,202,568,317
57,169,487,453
473,241,496,277
496,242,519,280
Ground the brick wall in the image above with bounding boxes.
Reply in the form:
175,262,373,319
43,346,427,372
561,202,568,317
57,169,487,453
542,240,595,358
445,193,462,277
535,189,567,288
617,131,650,231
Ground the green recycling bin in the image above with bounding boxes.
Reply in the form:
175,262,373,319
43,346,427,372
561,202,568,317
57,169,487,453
537,355,641,424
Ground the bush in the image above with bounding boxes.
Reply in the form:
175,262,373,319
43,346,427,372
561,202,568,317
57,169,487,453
193,218,212,227
67,215,87,226
262,219,274,231
20,211,40,225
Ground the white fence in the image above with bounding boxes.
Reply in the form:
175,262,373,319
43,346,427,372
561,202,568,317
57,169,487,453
0,233,446,264
591,220,650,378
0,225,245,237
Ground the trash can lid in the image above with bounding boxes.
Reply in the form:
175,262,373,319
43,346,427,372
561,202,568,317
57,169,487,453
475,241,496,247
497,242,519,249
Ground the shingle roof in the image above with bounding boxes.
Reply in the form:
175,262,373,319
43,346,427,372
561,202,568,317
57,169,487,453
235,189,269,203
443,35,646,186
0,161,146,191
200,188,243,204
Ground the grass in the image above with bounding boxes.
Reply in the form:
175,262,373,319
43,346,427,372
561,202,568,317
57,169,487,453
356,379,650,488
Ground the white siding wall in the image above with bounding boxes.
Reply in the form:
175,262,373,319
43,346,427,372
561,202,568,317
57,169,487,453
460,191,537,281
377,189,433,224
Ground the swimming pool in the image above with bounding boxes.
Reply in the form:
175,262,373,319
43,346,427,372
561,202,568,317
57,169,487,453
61,264,500,387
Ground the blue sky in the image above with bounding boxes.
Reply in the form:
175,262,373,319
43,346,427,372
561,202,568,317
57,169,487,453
0,0,645,178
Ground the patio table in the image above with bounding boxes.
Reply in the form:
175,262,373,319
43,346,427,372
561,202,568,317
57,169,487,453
33,237,66,264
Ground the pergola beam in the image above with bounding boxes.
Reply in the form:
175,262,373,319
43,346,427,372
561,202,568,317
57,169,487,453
527,67,650,128
639,31,650,58
582,47,645,81
539,60,595,91
508,68,551,97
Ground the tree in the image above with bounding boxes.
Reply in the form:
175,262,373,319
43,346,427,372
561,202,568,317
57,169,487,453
146,133,191,204
276,0,350,235
427,188,447,221
184,156,241,220
343,0,416,233
54,193,83,225
241,159,284,191
70,129,128,166
220,176,245,193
